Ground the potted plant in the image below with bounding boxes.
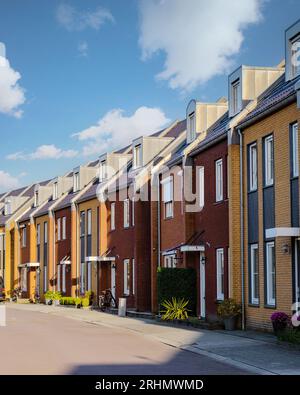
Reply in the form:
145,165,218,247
52,291,61,306
270,311,289,334
44,291,53,305
217,298,241,330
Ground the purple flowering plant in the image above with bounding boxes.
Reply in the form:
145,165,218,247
270,311,290,324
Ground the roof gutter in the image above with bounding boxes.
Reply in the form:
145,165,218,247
189,132,227,158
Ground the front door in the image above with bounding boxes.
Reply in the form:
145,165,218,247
111,264,116,300
200,253,206,319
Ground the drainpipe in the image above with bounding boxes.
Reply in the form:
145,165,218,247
50,209,56,292
238,128,245,330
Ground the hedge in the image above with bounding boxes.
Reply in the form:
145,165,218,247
157,268,197,315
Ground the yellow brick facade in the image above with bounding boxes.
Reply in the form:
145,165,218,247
242,102,300,330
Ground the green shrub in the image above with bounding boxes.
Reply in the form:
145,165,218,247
75,297,82,307
157,268,197,315
278,327,300,344
161,298,190,321
60,297,76,306
217,299,241,318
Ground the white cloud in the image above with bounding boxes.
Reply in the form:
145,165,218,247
139,0,263,92
0,42,26,118
6,145,78,160
73,106,170,156
78,40,88,57
56,3,114,31
0,170,21,191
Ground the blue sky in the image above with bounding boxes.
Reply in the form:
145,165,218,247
0,0,299,192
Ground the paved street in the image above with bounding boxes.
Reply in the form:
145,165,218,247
0,305,248,375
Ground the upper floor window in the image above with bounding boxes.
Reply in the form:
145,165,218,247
215,159,223,202
123,259,130,296
111,202,115,231
231,79,240,115
134,144,142,168
34,191,39,207
73,172,80,192
124,199,130,228
5,200,11,216
22,226,26,248
188,112,196,142
249,143,258,191
36,224,40,245
44,222,48,244
291,34,300,79
80,211,85,237
87,209,92,236
53,182,58,200
132,199,135,226
57,218,61,241
163,177,174,219
264,135,274,187
99,160,107,182
291,123,299,178
198,166,204,208
62,217,66,240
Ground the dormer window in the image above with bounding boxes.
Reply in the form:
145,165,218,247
285,20,300,81
134,144,142,169
188,112,196,142
4,200,11,216
73,172,79,192
34,191,39,207
53,182,58,200
99,160,107,182
231,79,240,115
291,34,300,79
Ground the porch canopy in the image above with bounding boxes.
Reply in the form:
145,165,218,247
59,256,71,265
266,227,300,238
18,262,40,268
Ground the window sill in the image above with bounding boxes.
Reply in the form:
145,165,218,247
264,304,276,309
248,303,260,308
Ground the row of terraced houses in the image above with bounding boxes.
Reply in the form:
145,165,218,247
1,21,300,330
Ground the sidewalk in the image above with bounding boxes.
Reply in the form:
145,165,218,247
7,303,300,375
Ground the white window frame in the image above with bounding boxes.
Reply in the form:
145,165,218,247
188,112,196,142
57,264,61,292
134,144,142,168
215,159,223,202
216,248,225,300
111,202,115,231
43,265,48,292
57,218,61,241
124,199,130,228
87,209,92,236
36,224,41,245
291,34,300,79
266,241,276,306
198,166,204,208
163,177,174,219
44,222,48,244
250,244,259,305
62,217,66,240
62,264,66,294
264,135,274,187
232,79,240,115
53,182,58,200
99,160,107,182
292,123,299,178
164,254,176,268
80,262,86,294
132,199,135,226
5,200,11,215
249,143,258,191
87,261,92,291
73,172,79,192
132,258,135,295
124,259,130,296
22,226,26,248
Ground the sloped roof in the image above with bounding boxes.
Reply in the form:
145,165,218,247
238,74,300,127
164,119,186,138
33,199,55,218
54,190,79,211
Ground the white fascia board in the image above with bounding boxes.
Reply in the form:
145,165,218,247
265,227,300,238
180,245,205,252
